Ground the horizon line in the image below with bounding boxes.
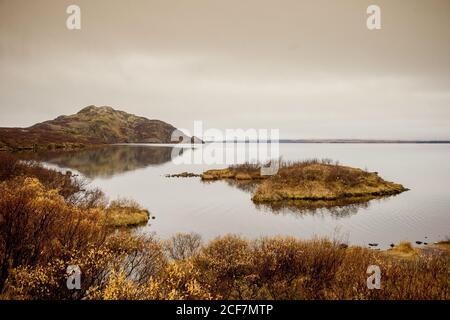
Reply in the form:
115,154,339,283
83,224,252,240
203,139,450,144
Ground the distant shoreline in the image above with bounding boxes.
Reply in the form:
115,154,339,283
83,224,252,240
204,139,450,144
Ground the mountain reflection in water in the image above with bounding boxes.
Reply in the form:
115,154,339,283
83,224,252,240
22,145,185,178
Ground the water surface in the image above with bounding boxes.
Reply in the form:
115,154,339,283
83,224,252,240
27,143,450,249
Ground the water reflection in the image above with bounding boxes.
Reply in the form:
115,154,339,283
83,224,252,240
223,179,260,193
254,197,374,218
20,144,405,220
21,145,185,178
212,179,402,218
9,143,448,245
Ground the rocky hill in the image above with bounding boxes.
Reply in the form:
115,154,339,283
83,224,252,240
0,106,200,151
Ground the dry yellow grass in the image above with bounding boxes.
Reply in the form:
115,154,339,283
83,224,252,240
201,160,407,204
104,207,150,227
385,241,420,260
104,198,150,227
201,168,264,181
253,162,406,202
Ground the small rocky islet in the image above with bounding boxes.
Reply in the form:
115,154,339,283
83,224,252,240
194,160,408,204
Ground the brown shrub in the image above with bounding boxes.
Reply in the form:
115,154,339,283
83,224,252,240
109,198,142,211
229,162,261,173
0,153,106,208
187,235,448,300
164,233,202,261
193,235,253,299
0,153,19,181
106,232,167,284
0,177,108,297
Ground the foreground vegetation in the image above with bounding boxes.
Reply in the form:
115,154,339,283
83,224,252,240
0,154,150,228
201,160,408,203
0,154,448,300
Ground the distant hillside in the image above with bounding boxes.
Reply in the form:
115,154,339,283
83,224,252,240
0,106,201,151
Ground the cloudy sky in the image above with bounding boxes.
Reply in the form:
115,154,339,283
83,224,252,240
1,0,449,139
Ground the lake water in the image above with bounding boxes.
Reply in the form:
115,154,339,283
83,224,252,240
28,143,450,249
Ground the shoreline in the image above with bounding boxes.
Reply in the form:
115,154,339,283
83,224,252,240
2,139,450,153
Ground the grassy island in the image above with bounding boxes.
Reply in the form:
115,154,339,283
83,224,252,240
201,159,408,204
104,199,150,228
201,167,264,181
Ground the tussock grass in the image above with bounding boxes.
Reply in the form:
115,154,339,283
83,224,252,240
105,198,150,227
385,241,420,260
201,159,408,203
253,160,407,202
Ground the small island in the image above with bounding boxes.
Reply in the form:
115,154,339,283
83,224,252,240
200,160,408,204
104,198,151,228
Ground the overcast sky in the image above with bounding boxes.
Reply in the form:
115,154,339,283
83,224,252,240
1,0,449,139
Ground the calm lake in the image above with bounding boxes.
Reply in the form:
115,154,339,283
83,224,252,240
26,143,450,249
